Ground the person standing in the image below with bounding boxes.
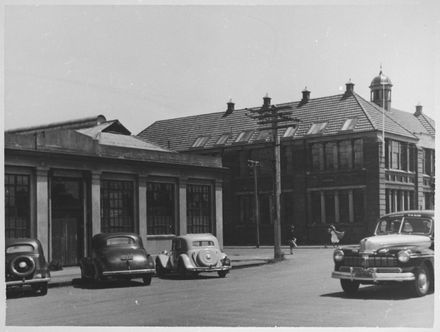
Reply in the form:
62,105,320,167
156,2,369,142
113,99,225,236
289,225,297,254
328,224,344,248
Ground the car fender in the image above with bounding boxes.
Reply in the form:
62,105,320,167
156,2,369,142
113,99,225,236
156,254,170,270
179,254,194,269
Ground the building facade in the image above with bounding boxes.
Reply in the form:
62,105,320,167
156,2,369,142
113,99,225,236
5,116,225,266
138,71,435,245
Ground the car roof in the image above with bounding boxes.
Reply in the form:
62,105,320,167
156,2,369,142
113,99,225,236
92,232,141,243
381,210,434,219
176,233,217,241
5,238,41,248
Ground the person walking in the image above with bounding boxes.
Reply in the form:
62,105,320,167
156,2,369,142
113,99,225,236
289,225,297,254
328,224,344,248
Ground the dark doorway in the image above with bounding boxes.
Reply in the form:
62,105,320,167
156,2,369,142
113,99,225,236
51,178,84,266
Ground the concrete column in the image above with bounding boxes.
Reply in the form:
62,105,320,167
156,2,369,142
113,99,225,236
416,148,425,210
138,176,148,246
334,191,340,223
178,178,187,235
214,180,224,248
348,190,354,222
320,192,325,224
36,168,49,259
91,171,101,235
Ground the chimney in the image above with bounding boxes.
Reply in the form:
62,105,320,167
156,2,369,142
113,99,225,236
222,99,235,117
415,104,423,117
263,93,271,109
345,80,355,95
301,87,310,103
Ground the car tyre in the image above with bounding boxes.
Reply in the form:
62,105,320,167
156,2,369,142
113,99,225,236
411,263,430,297
218,271,228,278
340,279,360,296
178,262,188,279
143,274,152,285
39,282,48,296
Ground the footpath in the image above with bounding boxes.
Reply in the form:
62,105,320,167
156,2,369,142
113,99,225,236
48,245,327,288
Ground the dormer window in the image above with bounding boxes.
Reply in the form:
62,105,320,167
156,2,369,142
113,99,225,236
307,122,327,135
234,130,253,143
255,130,272,142
215,133,230,145
191,136,210,148
283,126,297,138
341,118,357,131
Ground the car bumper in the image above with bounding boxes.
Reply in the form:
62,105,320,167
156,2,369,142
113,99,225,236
187,265,231,273
102,268,155,277
6,277,51,287
332,266,415,282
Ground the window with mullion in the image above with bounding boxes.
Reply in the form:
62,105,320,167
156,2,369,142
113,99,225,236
147,182,176,235
101,180,134,233
5,174,31,238
187,184,212,233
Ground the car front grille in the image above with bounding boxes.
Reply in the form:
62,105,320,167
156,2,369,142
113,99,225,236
343,255,398,268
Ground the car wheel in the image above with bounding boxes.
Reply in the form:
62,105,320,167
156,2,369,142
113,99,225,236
340,279,360,296
178,262,188,279
411,263,430,297
39,282,48,296
143,274,152,286
218,271,228,278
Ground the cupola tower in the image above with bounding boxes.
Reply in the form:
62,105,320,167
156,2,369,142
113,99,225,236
370,68,393,111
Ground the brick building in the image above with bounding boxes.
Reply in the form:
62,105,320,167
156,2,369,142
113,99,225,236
138,71,435,245
5,116,224,266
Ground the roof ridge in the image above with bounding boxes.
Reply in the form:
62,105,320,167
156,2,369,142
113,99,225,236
351,93,377,129
356,94,418,139
418,113,436,133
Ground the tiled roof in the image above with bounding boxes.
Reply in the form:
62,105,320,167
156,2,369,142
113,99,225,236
415,113,435,135
138,91,431,152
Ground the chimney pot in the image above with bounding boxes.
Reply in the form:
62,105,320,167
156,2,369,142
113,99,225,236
345,80,355,94
415,104,423,116
301,87,310,102
263,94,271,108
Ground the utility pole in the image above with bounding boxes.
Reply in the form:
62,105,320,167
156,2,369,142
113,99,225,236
248,159,260,248
246,95,300,260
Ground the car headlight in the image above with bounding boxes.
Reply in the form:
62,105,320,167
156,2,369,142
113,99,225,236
333,249,344,262
397,250,410,263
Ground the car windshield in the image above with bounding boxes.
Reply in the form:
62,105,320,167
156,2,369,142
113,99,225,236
106,237,135,246
376,216,432,235
6,244,34,254
192,240,215,247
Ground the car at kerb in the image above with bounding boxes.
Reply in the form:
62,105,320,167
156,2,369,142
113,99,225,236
5,238,51,295
80,232,155,285
332,210,434,297
155,233,231,278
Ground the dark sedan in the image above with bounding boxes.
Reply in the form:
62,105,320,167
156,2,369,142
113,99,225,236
5,238,51,295
80,233,155,285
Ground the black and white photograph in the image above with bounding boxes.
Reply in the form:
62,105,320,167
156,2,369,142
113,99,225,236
2,0,438,330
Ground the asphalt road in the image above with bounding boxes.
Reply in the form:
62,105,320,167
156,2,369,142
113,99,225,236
5,248,434,327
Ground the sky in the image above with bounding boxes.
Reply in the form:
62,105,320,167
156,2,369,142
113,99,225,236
4,1,440,135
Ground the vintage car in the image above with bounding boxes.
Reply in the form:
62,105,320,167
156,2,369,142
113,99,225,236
155,233,231,278
5,238,51,295
80,232,155,285
332,210,434,297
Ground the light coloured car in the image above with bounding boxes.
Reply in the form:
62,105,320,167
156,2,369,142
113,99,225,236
155,233,231,278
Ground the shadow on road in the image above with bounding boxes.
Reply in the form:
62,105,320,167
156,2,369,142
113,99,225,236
156,274,223,281
71,278,147,290
321,284,422,300
6,287,45,299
